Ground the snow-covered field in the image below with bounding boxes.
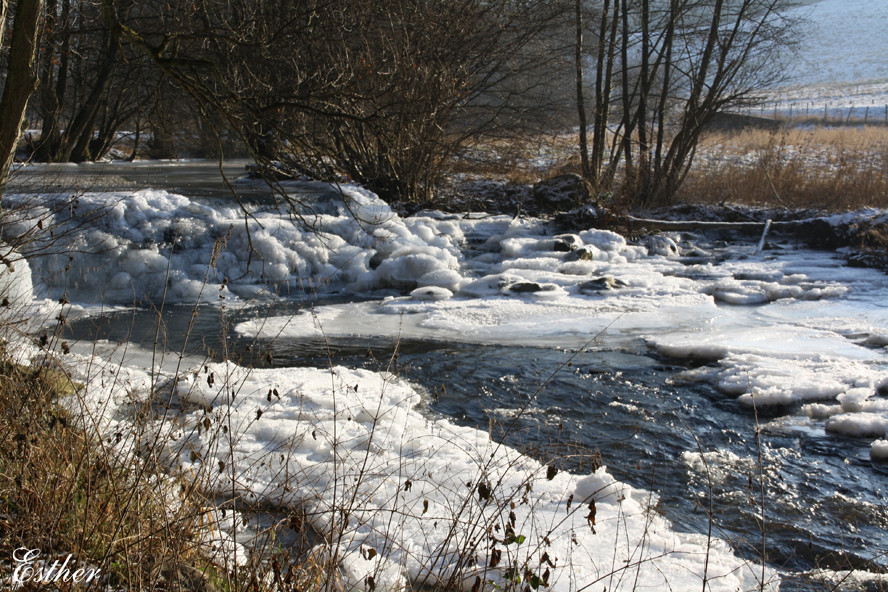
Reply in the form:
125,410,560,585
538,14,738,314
784,0,888,88
756,0,888,119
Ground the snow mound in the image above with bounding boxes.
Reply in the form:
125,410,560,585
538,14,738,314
0,242,33,313
6,186,465,305
0,242,35,341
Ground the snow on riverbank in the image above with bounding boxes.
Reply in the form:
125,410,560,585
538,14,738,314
0,241,34,341
9,180,888,460
7,178,888,588
50,348,776,592
2,186,463,304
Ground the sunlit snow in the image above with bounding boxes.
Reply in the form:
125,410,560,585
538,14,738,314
8,173,888,590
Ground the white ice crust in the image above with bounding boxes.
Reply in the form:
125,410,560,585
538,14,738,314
11,179,888,587
5,186,463,304
0,241,34,341
57,351,776,592
14,180,884,457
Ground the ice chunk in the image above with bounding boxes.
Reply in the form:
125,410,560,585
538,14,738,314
12,185,467,305
871,439,888,461
574,466,629,504
825,412,888,438
409,286,453,301
416,268,462,292
0,242,34,309
578,229,626,252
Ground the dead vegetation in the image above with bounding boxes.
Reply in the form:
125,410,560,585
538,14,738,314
676,125,888,211
0,351,206,590
0,337,338,592
442,124,888,215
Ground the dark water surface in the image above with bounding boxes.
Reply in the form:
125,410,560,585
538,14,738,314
66,303,888,591
52,161,888,590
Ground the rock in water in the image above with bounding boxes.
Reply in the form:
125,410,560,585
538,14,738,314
505,281,547,293
579,276,628,293
553,233,582,252
565,245,599,262
641,234,681,257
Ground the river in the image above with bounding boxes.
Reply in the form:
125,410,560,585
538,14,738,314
8,161,888,591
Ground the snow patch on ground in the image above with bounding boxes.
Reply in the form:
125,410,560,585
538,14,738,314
759,0,888,116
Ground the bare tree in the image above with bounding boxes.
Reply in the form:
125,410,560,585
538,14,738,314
102,0,574,203
30,0,162,163
575,0,591,181
0,0,45,195
587,0,797,205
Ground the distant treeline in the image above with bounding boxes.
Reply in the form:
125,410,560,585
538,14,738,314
1,0,799,206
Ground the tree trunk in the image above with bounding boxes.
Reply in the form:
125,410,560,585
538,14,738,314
618,0,634,184
635,0,650,199
591,0,617,186
653,0,676,183
57,34,118,162
33,0,71,162
575,0,590,183
0,0,44,195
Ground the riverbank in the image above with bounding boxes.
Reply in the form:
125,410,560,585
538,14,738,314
3,163,888,591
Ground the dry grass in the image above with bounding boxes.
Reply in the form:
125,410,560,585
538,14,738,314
677,125,888,211
447,124,888,213
0,353,208,590
447,133,585,185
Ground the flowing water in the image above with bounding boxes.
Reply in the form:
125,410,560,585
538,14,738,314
18,161,888,590
66,306,888,591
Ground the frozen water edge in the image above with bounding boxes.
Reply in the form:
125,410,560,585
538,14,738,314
52,346,777,592
229,198,888,460
15,179,884,463
11,179,888,587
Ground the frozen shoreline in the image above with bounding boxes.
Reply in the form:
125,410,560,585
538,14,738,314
6,175,888,589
